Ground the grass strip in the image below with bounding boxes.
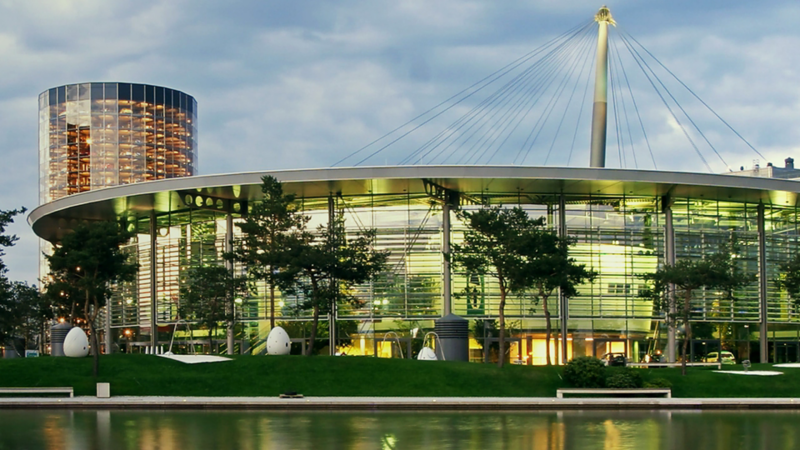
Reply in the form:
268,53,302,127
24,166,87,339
0,355,797,398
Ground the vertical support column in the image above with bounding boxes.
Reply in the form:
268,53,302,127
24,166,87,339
328,195,337,355
149,211,158,351
589,6,615,168
558,194,569,364
663,197,677,363
757,202,769,363
104,300,112,355
226,212,234,355
442,202,452,317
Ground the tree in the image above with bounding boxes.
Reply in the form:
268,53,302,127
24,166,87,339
528,232,595,366
179,265,249,353
373,272,440,317
230,176,307,329
0,208,25,272
451,205,593,368
0,208,26,347
45,221,138,376
469,319,522,363
777,254,800,311
282,213,389,356
0,282,51,355
640,251,753,375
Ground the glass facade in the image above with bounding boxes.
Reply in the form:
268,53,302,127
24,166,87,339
95,186,800,364
38,83,197,203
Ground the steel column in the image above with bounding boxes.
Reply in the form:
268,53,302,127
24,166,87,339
589,6,615,168
226,212,234,355
663,198,677,363
442,202,452,316
757,203,769,363
328,195,337,355
149,211,158,351
558,194,569,364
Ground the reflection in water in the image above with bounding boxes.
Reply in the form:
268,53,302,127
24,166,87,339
0,410,797,450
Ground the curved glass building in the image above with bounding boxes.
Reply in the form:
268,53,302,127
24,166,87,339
28,166,800,364
39,83,197,203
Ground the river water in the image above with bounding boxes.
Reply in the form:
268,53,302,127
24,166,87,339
0,410,797,449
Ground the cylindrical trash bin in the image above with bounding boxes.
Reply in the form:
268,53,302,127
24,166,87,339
3,344,19,359
50,322,72,357
434,314,469,362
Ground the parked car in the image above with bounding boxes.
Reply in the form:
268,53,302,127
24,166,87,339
704,351,736,365
641,352,667,368
600,352,627,367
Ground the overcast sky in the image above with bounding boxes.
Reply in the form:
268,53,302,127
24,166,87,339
1,0,799,285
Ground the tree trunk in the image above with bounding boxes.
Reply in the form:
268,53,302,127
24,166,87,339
681,290,692,376
39,323,45,354
209,326,215,354
497,286,506,368
269,283,276,329
83,292,101,377
87,298,100,378
307,303,320,356
543,291,552,366
89,320,100,377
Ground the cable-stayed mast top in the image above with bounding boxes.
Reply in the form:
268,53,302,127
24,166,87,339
333,6,761,172
590,5,616,168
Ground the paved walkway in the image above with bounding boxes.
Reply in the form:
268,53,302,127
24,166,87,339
1,396,799,410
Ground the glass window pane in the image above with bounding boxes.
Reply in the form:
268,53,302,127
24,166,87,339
132,84,144,102
118,83,131,101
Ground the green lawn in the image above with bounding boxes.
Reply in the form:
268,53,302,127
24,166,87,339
0,355,798,398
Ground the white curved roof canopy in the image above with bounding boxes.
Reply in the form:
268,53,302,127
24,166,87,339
29,165,800,242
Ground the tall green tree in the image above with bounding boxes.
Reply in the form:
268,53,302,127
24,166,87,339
282,213,389,356
1,282,51,355
230,175,307,329
451,205,593,367
528,233,595,366
640,251,753,375
179,265,249,353
45,221,138,376
0,209,24,269
0,208,27,348
777,254,800,310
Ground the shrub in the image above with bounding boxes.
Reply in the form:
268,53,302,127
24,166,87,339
605,369,643,389
643,377,672,388
563,356,606,388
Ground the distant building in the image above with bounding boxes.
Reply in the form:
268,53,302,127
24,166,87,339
726,158,800,180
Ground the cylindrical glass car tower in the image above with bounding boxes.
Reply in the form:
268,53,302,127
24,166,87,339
38,82,197,203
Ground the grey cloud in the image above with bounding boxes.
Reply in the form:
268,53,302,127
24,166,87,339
1,1,799,284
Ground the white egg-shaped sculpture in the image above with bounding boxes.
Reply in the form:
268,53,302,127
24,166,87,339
63,327,89,358
417,347,438,361
266,326,291,355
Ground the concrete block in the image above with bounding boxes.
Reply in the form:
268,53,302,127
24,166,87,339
96,382,110,398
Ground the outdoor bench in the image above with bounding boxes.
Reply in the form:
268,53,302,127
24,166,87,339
556,388,671,398
0,387,74,397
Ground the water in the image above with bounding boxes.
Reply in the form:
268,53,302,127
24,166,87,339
0,410,797,449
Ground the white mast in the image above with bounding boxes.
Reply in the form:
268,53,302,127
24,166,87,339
589,6,616,168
